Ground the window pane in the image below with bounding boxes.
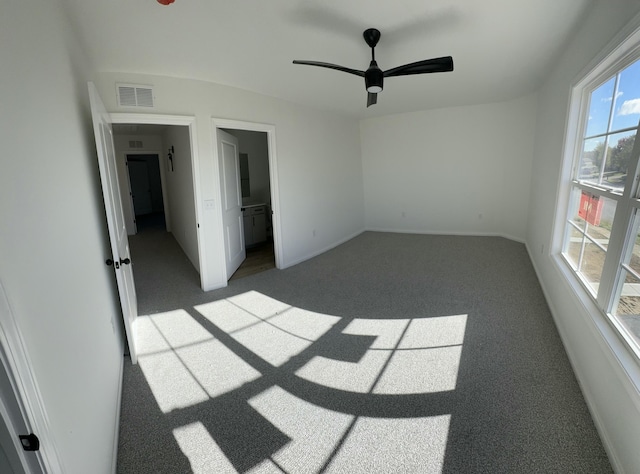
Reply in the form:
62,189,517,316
564,190,616,293
578,137,606,183
619,208,640,275
568,187,587,229
570,191,616,243
564,225,584,270
614,270,640,349
611,59,640,132
585,77,615,137
604,130,636,192
581,240,607,294
584,194,616,246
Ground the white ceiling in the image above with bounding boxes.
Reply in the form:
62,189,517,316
61,0,594,118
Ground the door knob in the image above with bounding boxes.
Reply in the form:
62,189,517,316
106,259,114,266
120,258,131,265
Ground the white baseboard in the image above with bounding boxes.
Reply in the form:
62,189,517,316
281,229,366,269
111,355,124,474
364,227,526,244
281,228,526,270
524,243,624,473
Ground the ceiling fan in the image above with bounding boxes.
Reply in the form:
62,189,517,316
293,28,454,107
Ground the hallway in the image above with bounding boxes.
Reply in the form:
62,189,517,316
129,227,276,315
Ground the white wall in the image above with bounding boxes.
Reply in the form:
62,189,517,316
114,134,165,235
162,126,200,272
360,94,537,242
95,73,365,288
527,1,640,472
0,1,124,472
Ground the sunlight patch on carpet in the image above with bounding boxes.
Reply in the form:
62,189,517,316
173,422,236,473
324,415,451,473
248,386,354,473
195,294,340,366
296,351,391,393
295,314,467,394
136,309,262,413
134,292,466,471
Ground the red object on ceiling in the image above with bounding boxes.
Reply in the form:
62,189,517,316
157,0,175,5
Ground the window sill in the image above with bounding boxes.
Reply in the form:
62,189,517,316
551,253,640,406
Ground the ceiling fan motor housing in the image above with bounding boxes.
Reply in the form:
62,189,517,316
365,61,384,93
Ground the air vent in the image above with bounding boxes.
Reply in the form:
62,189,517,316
129,140,143,149
116,84,154,107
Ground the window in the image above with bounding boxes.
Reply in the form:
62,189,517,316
561,51,640,357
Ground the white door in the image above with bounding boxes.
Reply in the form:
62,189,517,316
217,129,246,279
88,82,139,364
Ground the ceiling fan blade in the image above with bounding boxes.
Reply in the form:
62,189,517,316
383,56,453,77
367,92,377,107
293,60,365,77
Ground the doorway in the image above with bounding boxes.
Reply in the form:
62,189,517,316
126,154,166,232
221,129,275,280
111,121,203,317
214,120,281,282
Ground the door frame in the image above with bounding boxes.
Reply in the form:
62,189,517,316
0,281,62,473
110,114,207,290
124,152,170,234
211,119,282,278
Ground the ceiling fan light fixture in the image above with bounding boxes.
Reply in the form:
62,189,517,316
365,61,384,94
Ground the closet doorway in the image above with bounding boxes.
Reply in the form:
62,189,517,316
220,128,276,281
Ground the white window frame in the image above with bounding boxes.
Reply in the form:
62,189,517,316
555,22,640,367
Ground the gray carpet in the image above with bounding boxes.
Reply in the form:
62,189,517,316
117,230,612,473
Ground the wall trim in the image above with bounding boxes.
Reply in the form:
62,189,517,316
282,229,366,269
364,227,526,244
110,356,124,474
0,281,63,473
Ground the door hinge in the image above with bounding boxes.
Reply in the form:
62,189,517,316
19,433,40,452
